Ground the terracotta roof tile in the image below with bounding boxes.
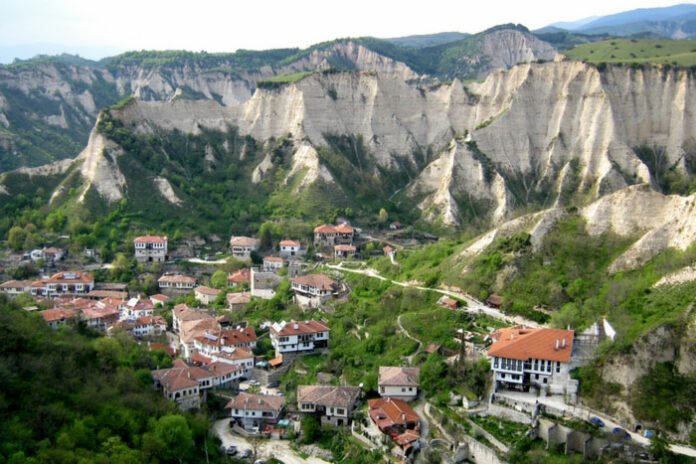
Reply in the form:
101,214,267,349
270,320,329,337
488,326,574,363
134,235,167,244
225,393,284,412
297,385,360,409
379,366,420,387
291,274,336,291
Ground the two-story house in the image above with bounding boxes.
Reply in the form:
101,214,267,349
488,326,574,394
194,285,221,305
297,385,361,427
313,223,355,248
30,271,95,298
269,320,329,360
262,256,285,272
333,244,356,260
192,327,258,357
0,280,33,297
41,308,79,329
134,235,168,263
158,274,197,294
251,267,283,300
278,239,302,258
120,296,155,321
378,366,420,401
226,393,284,431
230,236,259,261
290,274,337,308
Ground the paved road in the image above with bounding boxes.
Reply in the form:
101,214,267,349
213,419,330,464
498,392,696,458
327,263,542,327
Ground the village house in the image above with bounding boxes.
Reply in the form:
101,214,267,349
158,274,196,294
262,256,286,272
378,366,420,402
194,285,221,305
196,346,256,373
383,245,396,259
250,268,283,300
29,247,64,264
110,315,167,337
488,326,574,394
278,239,302,258
192,327,258,356
0,280,33,297
486,293,503,309
150,293,169,306
368,397,422,455
227,268,251,287
120,296,155,321
81,301,121,331
230,236,259,261
290,273,338,308
269,320,330,360
133,235,168,263
151,359,243,410
30,271,95,298
333,244,356,260
437,295,461,310
313,223,355,248
297,385,361,427
226,291,251,311
41,308,79,329
226,393,285,432
172,304,212,332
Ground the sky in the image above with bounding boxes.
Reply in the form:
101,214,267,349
0,0,691,62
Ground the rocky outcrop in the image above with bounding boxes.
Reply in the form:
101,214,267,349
74,128,126,204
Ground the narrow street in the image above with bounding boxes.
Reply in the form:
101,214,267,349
396,313,422,365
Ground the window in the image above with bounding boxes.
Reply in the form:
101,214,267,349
547,362,552,373
402,388,406,392
556,362,561,373
543,378,548,384
336,408,345,415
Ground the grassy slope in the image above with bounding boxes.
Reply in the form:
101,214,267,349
564,38,696,66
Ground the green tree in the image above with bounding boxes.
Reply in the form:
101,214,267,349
211,270,228,289
300,415,321,444
258,222,273,250
7,226,27,251
144,415,194,464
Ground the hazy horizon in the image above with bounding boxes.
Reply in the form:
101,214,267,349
0,0,692,63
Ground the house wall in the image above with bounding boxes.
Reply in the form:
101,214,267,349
379,385,418,401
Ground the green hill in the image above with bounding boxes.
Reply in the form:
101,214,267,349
564,38,696,66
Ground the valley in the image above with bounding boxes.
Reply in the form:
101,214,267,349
2,3,696,464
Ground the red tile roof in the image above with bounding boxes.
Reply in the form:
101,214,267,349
270,320,329,337
334,223,354,234
263,256,285,263
314,224,337,234
230,236,259,247
225,393,284,412
290,274,336,291
368,398,420,430
488,327,574,363
195,327,257,347
0,280,33,289
87,289,128,300
228,268,251,284
134,235,167,244
150,293,170,303
158,274,196,284
40,271,94,285
41,308,79,322
279,240,300,247
226,292,251,305
334,245,356,252
195,285,221,296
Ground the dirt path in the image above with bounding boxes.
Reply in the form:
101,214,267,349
397,313,422,365
327,263,542,327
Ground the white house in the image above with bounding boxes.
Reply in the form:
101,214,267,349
194,285,221,305
226,393,284,431
488,326,574,394
0,280,33,297
290,274,337,308
158,274,196,294
269,320,330,359
134,235,168,263
30,271,95,298
334,244,356,260
132,315,168,337
192,327,258,357
230,236,259,261
313,224,355,248
262,256,285,272
40,308,79,329
297,385,361,427
120,296,155,321
208,347,255,373
151,363,201,410
378,366,420,402
279,239,302,258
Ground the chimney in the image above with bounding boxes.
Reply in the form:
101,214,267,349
555,339,559,350
561,338,567,348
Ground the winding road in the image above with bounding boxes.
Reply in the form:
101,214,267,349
327,263,542,327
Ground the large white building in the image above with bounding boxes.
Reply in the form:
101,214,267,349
269,320,330,359
378,366,420,402
29,271,95,298
290,274,337,308
488,327,574,394
134,236,168,263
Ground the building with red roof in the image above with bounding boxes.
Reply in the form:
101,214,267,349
313,223,355,248
290,274,338,308
279,239,303,258
269,320,329,359
368,397,421,452
133,235,168,263
41,308,79,329
227,268,251,286
30,271,94,298
488,326,575,393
